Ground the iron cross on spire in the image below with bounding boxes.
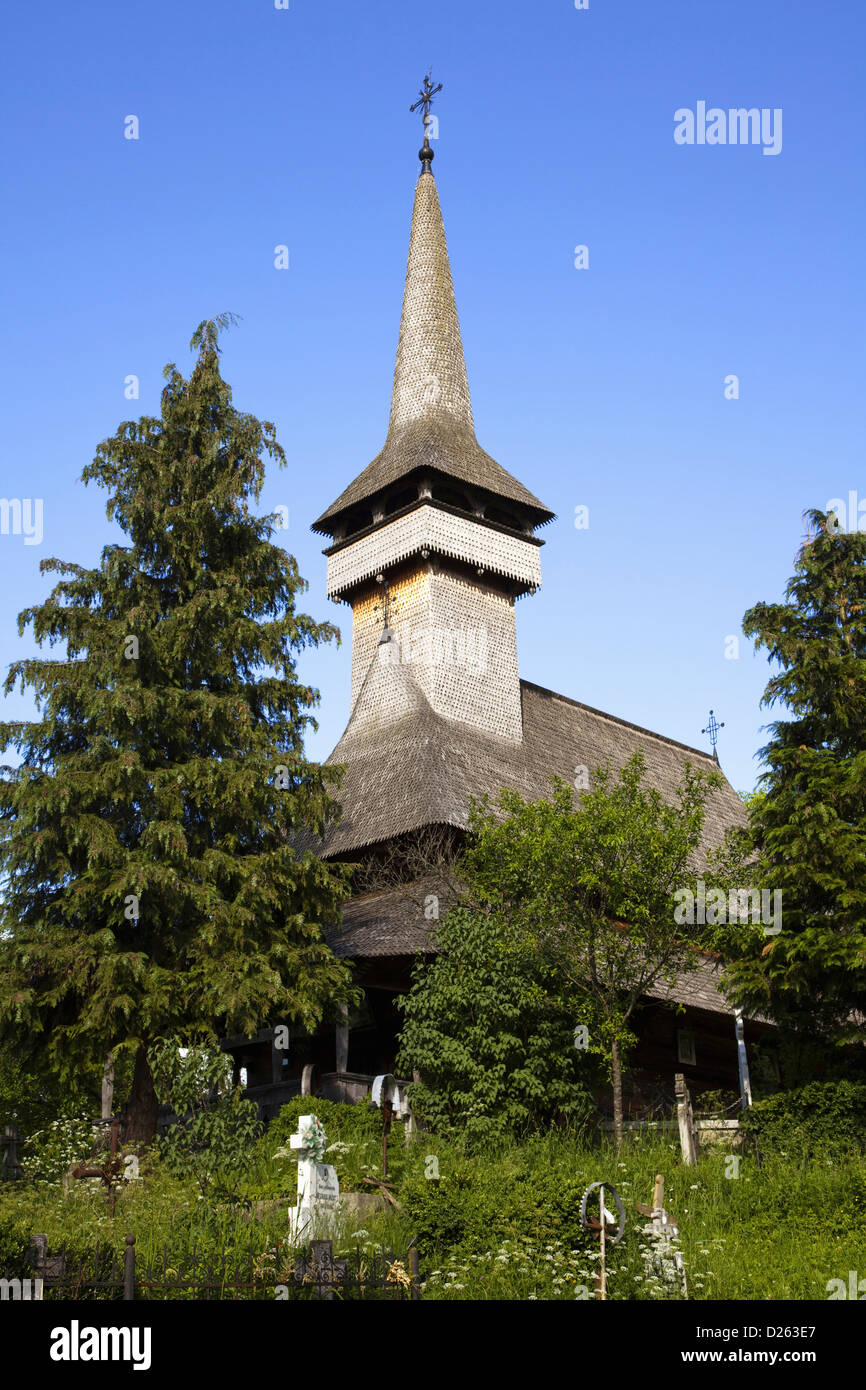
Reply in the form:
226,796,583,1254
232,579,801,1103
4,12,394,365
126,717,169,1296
411,70,442,168
410,70,443,127
702,709,725,759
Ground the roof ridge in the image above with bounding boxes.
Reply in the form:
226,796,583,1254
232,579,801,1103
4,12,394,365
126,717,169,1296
520,679,734,770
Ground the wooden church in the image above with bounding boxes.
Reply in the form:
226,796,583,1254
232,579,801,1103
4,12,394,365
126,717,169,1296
224,122,770,1121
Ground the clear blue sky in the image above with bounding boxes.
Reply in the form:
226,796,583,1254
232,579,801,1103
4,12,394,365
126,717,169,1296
1,0,864,795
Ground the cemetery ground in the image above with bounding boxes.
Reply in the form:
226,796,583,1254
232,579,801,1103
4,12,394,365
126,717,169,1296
1,1096,865,1301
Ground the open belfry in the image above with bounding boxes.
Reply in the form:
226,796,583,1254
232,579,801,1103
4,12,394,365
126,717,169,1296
226,94,763,1117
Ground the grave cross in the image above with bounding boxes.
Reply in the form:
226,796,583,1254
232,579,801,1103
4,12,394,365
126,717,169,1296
579,1181,625,1300
369,1074,409,1177
69,1117,125,1215
288,1115,340,1243
636,1173,688,1296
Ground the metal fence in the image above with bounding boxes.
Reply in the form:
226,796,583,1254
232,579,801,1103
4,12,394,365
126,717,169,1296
14,1235,421,1302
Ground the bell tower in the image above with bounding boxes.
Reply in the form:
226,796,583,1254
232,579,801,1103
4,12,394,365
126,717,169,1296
312,97,553,744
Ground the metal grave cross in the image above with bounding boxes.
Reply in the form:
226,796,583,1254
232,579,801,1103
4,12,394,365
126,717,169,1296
579,1181,625,1300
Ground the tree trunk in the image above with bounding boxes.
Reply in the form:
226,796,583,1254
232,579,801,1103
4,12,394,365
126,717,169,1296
611,1038,624,1148
122,1044,158,1147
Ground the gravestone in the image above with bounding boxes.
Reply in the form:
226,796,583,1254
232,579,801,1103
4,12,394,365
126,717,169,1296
288,1115,341,1242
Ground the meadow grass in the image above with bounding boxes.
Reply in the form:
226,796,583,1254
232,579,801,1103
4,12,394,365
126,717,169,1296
2,1128,863,1300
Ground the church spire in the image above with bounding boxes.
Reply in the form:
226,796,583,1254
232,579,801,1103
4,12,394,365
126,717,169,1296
387,142,474,441
313,83,552,538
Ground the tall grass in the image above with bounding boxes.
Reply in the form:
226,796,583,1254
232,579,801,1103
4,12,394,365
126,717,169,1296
2,1129,863,1300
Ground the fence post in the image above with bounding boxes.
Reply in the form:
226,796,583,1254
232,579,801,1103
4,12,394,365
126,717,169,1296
123,1234,136,1301
675,1073,698,1167
408,1241,420,1301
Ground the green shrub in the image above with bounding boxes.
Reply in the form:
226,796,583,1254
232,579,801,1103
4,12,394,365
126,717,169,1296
401,1134,602,1255
0,1207,35,1278
3,1122,866,1299
246,1095,389,1198
150,1040,262,1200
397,905,595,1151
265,1096,380,1149
0,1049,101,1136
19,1117,95,1183
740,1079,866,1157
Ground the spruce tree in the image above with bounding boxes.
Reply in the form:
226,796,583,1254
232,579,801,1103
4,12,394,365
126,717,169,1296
722,508,866,1053
0,317,354,1142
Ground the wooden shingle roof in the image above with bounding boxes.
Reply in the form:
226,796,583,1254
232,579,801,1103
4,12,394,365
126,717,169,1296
315,675,746,861
327,880,750,1020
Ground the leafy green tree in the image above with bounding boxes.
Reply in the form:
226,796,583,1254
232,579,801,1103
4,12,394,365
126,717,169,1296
401,754,731,1145
397,904,592,1150
0,316,356,1144
722,508,866,1053
150,1038,262,1200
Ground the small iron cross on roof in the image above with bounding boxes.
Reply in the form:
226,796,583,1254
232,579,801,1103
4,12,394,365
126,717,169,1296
410,70,443,126
702,709,724,754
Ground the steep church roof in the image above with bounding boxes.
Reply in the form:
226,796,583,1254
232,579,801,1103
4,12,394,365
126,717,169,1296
313,153,553,534
316,674,746,859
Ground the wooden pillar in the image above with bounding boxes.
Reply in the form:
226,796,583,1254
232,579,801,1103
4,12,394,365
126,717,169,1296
735,1011,753,1108
101,1052,115,1121
675,1072,698,1166
2,1124,22,1181
336,1004,349,1074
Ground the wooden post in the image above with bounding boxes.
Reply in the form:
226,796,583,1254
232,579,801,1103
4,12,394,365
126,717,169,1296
101,1053,115,1121
381,1096,393,1179
30,1233,48,1281
675,1073,698,1167
735,1011,753,1108
335,1004,349,1074
123,1234,135,1301
2,1124,22,1181
599,1184,607,1300
408,1243,420,1301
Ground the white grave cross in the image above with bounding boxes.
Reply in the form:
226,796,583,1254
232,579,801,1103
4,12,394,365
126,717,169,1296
288,1114,341,1241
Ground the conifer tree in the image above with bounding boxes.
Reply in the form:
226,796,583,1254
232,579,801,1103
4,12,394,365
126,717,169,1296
722,508,866,1052
0,317,354,1143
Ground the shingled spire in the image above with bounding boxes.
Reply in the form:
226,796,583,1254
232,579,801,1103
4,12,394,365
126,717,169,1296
388,147,474,438
313,133,552,537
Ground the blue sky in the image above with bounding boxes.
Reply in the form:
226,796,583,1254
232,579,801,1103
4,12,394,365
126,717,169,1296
1,0,864,795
